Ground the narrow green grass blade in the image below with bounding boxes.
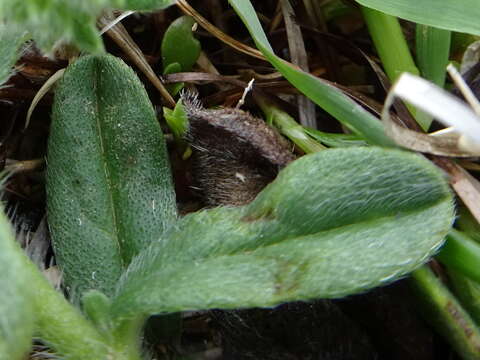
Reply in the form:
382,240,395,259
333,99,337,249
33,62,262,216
228,0,395,147
355,0,480,37
416,25,451,88
111,147,454,319
361,8,419,82
448,270,480,327
359,7,435,130
437,229,480,284
415,25,451,129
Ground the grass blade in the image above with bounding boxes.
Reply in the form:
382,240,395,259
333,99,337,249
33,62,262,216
355,0,480,37
228,0,395,147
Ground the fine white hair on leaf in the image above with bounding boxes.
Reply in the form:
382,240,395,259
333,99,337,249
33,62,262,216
180,89,203,114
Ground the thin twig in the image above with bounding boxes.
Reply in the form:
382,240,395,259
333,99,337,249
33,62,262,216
176,0,266,61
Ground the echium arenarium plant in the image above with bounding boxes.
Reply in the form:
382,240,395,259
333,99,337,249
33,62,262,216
4,0,480,359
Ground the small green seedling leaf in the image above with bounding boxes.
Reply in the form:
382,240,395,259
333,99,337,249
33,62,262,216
163,62,184,96
161,15,201,95
46,54,177,298
0,207,35,360
163,99,189,140
111,147,454,319
161,16,201,73
82,290,113,334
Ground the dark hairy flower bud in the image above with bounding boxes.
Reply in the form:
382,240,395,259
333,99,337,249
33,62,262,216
182,92,295,206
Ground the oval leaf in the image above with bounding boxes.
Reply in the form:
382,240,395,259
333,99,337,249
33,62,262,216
111,147,454,319
161,15,201,72
46,54,177,298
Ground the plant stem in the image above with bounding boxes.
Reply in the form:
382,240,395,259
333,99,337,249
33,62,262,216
416,25,451,88
360,7,432,130
12,243,143,359
32,268,144,360
255,95,325,154
111,316,147,360
410,266,480,360
361,7,419,82
415,24,451,129
436,229,480,284
447,269,480,326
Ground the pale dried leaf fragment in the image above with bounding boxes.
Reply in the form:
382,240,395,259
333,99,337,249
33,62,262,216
382,72,480,156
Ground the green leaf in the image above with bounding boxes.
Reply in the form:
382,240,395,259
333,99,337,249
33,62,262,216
0,203,116,360
0,2,106,53
46,54,177,298
122,0,177,11
163,99,188,140
0,207,35,359
448,269,480,327
304,128,367,148
82,290,113,334
0,24,27,86
0,0,177,53
361,8,420,82
411,266,480,360
163,63,184,96
355,0,480,37
437,229,480,284
161,16,201,72
227,0,395,147
111,147,454,319
416,25,451,88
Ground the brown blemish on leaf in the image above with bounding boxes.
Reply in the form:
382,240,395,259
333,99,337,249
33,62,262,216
241,206,276,223
445,301,478,346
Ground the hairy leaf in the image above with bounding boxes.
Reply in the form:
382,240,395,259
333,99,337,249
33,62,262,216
0,25,27,86
0,205,113,360
356,0,480,36
0,208,35,359
0,0,177,53
47,54,177,298
111,147,454,319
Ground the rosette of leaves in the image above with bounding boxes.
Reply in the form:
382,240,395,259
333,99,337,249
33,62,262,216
0,53,455,359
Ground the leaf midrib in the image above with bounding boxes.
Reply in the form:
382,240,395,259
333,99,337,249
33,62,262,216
92,59,125,269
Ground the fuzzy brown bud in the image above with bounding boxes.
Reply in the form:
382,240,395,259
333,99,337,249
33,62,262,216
182,92,295,206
